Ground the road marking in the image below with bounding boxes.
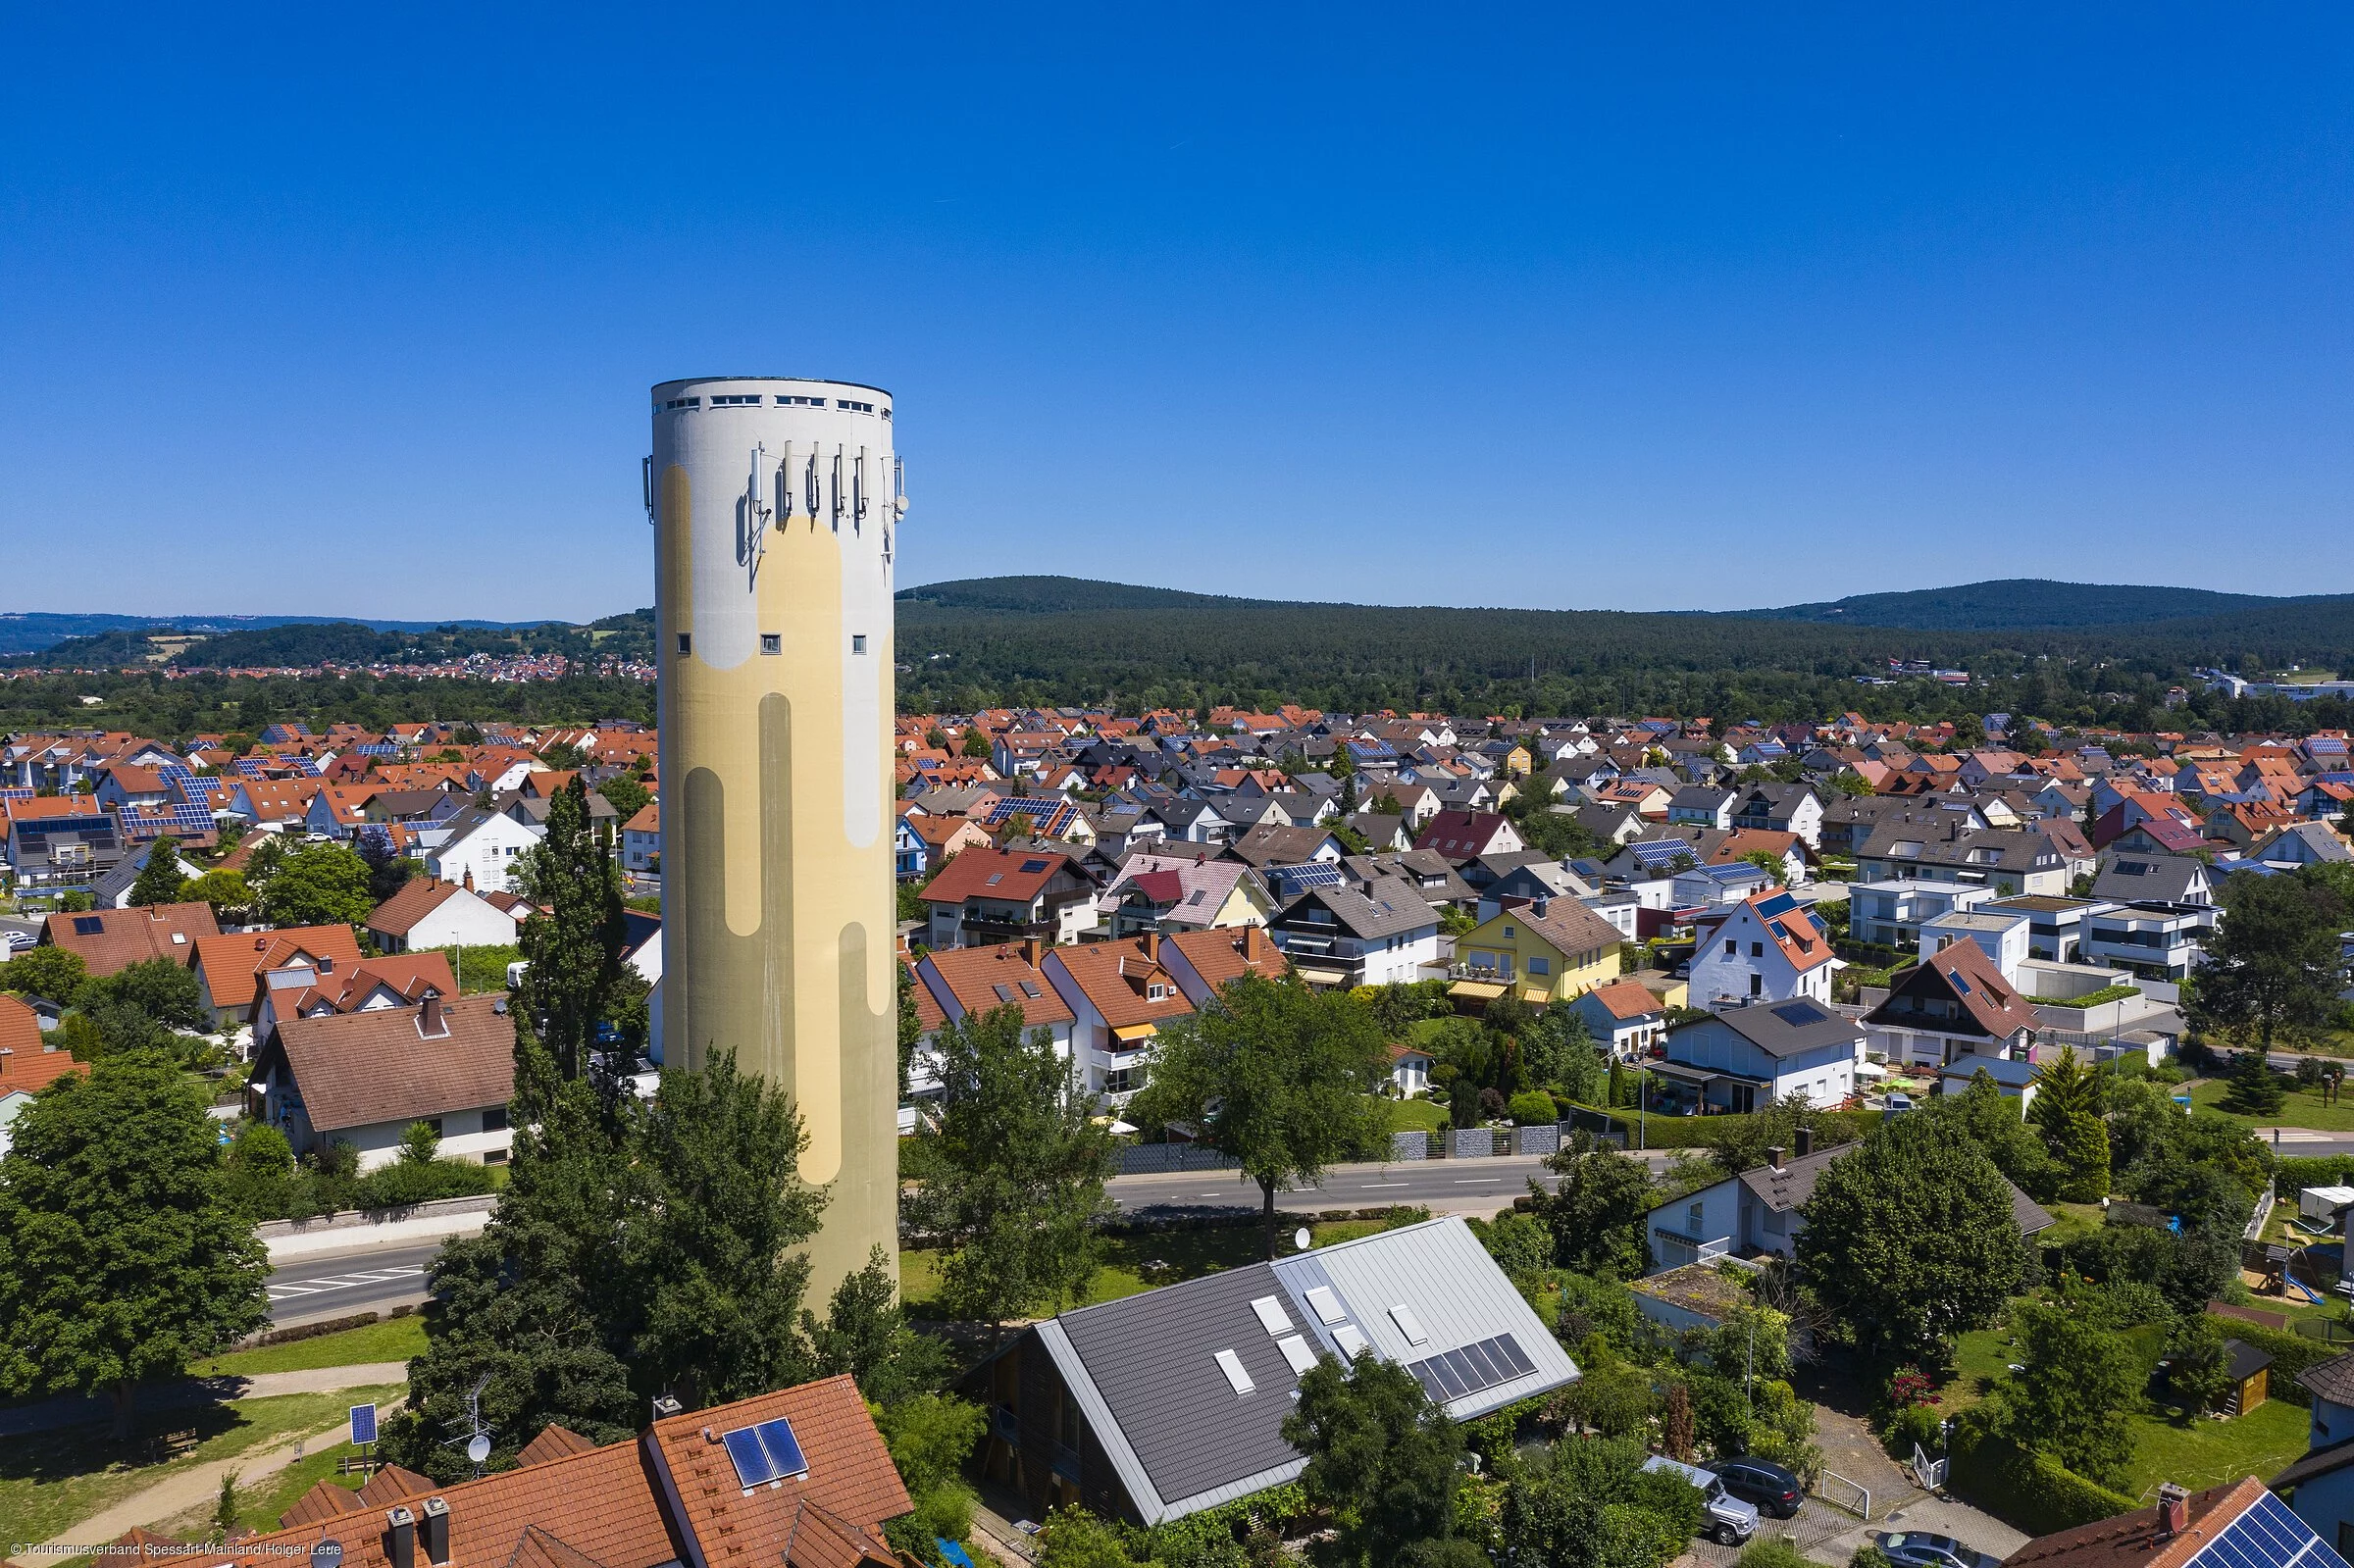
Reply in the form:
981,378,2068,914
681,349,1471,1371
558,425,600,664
268,1265,426,1298
1451,1179,1500,1185
1356,1182,1410,1189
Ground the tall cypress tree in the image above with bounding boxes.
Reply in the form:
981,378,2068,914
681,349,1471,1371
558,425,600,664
517,778,631,1097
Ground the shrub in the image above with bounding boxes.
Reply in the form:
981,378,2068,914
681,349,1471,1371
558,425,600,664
1736,1541,1812,1568
1508,1090,1559,1127
1946,1423,2136,1538
1880,1402,1942,1459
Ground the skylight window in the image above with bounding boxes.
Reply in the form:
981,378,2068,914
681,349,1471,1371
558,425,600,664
1333,1324,1369,1358
1214,1349,1254,1394
1278,1336,1319,1376
1305,1286,1347,1325
1252,1294,1293,1335
1389,1304,1429,1345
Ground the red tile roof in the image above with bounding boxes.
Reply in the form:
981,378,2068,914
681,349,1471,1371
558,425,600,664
919,845,1077,905
919,940,1075,1028
42,901,220,977
0,995,84,1096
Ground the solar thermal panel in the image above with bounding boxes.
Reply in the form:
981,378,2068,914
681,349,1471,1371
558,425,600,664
754,1417,807,1479
723,1425,776,1488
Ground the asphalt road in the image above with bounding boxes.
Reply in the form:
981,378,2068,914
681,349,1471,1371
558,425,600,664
1101,1149,1681,1217
266,1241,444,1323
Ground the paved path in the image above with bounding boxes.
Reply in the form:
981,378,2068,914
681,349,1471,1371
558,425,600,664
11,1401,403,1565
0,1365,408,1441
1104,1148,1681,1219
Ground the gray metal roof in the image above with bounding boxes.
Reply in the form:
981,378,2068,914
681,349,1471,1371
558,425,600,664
1042,1217,1579,1525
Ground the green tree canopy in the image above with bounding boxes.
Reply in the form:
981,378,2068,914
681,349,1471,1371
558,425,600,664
1132,973,1389,1257
1531,1137,1658,1279
1283,1352,1464,1568
1993,1299,2140,1487
0,945,88,1006
1794,1111,2029,1366
127,835,188,907
516,778,632,1095
905,1005,1115,1329
2192,869,2350,1050
0,1052,269,1436
259,841,376,927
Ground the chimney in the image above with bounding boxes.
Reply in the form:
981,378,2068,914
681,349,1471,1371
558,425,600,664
1766,1145,1785,1171
420,1497,451,1566
420,991,446,1037
1796,1127,1813,1159
2157,1483,2189,1539
385,1507,417,1568
1021,937,1042,968
1244,926,1265,962
652,1393,684,1421
1142,931,1159,965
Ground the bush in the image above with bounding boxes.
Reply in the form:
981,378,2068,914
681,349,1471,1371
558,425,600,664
1508,1090,1559,1127
1880,1402,1942,1459
1946,1425,2137,1538
1736,1543,1811,1568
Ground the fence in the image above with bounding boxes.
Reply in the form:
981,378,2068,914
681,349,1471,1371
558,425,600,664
1817,1470,1871,1520
1392,1131,1430,1161
1113,1143,1244,1176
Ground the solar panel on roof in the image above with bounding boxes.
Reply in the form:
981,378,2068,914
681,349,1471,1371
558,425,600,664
2202,1491,2350,1568
1405,1333,1535,1406
721,1416,809,1491
1020,859,1049,873
1951,973,1973,995
1768,1001,1826,1027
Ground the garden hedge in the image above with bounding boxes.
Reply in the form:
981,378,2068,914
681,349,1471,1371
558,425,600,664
2275,1155,2354,1199
2205,1317,2342,1406
1561,1103,1880,1152
1947,1430,2137,1538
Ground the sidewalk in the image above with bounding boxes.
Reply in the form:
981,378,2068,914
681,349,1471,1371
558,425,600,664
0,1364,409,1441
11,1401,404,1565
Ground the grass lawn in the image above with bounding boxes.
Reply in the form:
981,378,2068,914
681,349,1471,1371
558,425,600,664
2043,1202,2109,1246
191,1317,428,1379
0,1384,400,1547
2118,1397,2309,1502
2190,1078,2354,1133
900,1213,1423,1318
1383,1097,1449,1135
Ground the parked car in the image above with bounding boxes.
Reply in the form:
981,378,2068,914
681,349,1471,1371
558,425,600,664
1715,1457,1804,1519
1642,1455,1760,1545
3,930,33,952
1874,1531,2003,1568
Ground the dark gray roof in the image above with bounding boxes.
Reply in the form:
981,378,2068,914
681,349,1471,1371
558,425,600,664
1678,998,1862,1060
2091,852,2211,904
1725,1141,2054,1236
1033,1217,1578,1524
2301,1351,2354,1406
1275,882,1434,940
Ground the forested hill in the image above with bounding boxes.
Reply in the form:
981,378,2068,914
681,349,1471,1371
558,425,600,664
895,576,1296,613
893,575,2354,726
9,611,656,669
1742,580,2311,630
0,610,561,658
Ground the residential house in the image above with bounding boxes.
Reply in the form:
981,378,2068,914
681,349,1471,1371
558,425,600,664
41,900,220,978
2277,1352,2354,1550
971,1217,1577,1527
621,801,661,873
1043,934,1200,1101
2018,1480,2331,1568
250,992,514,1169
1861,938,2041,1071
2252,821,2354,871
1105,861,1274,937
1449,899,1623,1008
88,838,201,909
1846,879,2002,949
1687,889,1835,1007
902,811,992,879
914,938,1078,1093
1645,1125,2052,1272
223,777,322,830
1852,822,2069,896
1653,997,1864,1116
191,925,368,1029
1158,925,1290,1007
2090,852,2215,909
2,796,124,885
920,846,1097,949
2082,903,2211,981
1730,783,1824,850
1665,787,1736,831
1986,893,2110,963
1264,880,1440,989
366,876,523,954
1228,823,1346,871
210,1377,909,1568
1917,907,2031,981
1411,810,1525,865
422,806,543,894
252,952,460,1040
1569,977,1673,1060
0,994,86,1154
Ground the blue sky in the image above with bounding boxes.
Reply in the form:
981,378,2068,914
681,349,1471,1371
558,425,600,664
2,6,2347,620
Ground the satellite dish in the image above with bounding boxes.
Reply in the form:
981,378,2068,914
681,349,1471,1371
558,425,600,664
466,1434,491,1466
312,1542,344,1568
1293,1228,1312,1252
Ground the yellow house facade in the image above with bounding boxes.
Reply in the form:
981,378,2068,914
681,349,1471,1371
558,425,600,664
1452,900,1625,1007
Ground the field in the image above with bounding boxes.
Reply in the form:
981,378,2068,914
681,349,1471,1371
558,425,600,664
2190,1078,2354,1133
0,1385,400,1549
191,1316,428,1378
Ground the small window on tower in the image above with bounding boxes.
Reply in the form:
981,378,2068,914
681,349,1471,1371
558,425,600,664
852,634,868,654
676,633,691,656
761,634,782,656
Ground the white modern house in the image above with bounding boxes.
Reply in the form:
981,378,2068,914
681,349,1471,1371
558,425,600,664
420,807,543,894
1687,889,1835,1007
